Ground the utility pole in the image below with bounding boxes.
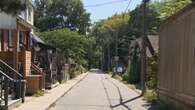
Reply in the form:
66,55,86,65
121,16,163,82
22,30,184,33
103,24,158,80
141,0,149,96
114,30,119,76
107,44,110,71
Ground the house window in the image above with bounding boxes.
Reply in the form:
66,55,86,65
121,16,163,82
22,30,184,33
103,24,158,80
0,30,2,51
8,30,13,47
28,7,32,21
19,32,25,51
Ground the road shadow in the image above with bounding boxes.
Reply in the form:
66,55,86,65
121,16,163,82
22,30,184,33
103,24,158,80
111,95,142,110
106,78,143,110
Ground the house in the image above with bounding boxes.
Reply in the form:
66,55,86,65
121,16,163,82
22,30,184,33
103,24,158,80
129,34,159,59
158,3,195,110
31,34,69,88
0,0,45,98
0,0,34,109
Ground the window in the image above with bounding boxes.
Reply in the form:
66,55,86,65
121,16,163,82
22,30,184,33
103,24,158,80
19,32,25,44
19,32,25,51
0,30,2,51
28,7,32,21
8,30,13,47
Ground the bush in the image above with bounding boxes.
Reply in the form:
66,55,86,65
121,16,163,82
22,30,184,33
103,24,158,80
33,90,44,97
146,54,158,90
69,64,86,79
123,43,141,84
144,89,157,103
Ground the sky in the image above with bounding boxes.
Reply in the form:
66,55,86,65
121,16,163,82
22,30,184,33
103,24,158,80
81,0,143,23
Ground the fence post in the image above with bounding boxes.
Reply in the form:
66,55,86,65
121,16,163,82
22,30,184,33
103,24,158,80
4,78,9,107
21,80,26,103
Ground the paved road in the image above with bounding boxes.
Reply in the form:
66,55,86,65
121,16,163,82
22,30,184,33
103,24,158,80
49,71,150,110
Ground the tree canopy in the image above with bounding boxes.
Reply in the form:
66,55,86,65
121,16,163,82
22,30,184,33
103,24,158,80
89,13,130,69
88,0,192,69
0,0,25,14
40,28,92,67
34,0,91,34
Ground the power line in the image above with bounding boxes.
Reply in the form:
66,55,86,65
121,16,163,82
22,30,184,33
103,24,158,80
124,0,132,12
85,0,128,8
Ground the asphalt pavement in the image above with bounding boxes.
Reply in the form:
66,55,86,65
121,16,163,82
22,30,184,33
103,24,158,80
49,70,150,110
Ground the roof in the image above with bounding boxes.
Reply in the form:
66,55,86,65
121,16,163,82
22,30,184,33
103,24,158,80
17,16,34,29
146,35,159,57
30,33,45,44
31,33,57,50
147,35,159,53
129,34,159,57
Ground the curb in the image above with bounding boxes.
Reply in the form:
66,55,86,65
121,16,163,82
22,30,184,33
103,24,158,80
46,73,88,110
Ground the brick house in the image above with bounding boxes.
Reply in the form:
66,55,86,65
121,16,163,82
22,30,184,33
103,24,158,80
0,0,45,95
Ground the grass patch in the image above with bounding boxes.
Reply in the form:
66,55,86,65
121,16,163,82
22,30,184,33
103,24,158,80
33,90,45,97
112,74,122,81
144,89,157,103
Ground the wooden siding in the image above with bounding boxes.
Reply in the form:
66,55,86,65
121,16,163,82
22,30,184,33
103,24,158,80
158,4,195,109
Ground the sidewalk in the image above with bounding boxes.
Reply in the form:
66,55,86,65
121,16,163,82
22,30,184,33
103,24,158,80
13,73,88,110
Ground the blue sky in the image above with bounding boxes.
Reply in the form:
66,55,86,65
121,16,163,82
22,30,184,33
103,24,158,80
81,0,143,23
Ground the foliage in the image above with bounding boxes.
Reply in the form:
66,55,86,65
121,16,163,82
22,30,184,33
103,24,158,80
69,64,86,79
89,13,130,69
122,0,191,86
112,74,122,81
39,28,91,67
127,5,161,38
152,0,191,20
33,90,44,97
127,0,191,38
144,89,157,103
123,42,141,84
34,0,91,34
146,54,158,90
0,0,26,14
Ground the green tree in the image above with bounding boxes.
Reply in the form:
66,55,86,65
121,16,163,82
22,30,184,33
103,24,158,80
0,0,25,14
89,13,131,70
124,42,141,84
154,0,191,19
127,4,160,38
40,28,91,67
34,0,91,34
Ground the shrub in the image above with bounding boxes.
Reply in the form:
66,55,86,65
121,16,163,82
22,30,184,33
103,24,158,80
144,89,157,103
123,43,141,84
146,54,158,90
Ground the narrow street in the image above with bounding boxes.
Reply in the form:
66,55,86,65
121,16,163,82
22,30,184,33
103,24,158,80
49,70,150,110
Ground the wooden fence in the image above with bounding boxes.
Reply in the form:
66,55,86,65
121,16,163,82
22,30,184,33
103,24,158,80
158,3,195,110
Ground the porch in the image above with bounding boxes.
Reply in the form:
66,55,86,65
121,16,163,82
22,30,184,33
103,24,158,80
0,18,44,96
